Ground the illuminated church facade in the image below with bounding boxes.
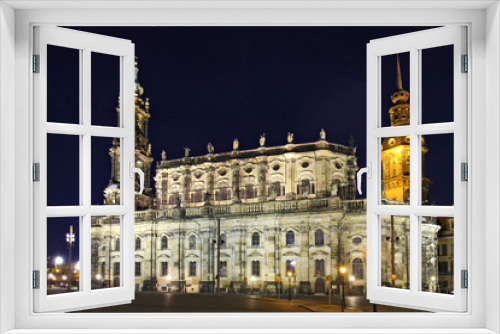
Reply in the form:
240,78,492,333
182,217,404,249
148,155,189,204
91,58,443,295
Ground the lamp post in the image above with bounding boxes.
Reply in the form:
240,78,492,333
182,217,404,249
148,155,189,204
251,276,256,294
339,266,347,312
287,271,293,300
66,225,75,292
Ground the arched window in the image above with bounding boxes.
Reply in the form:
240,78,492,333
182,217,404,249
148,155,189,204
220,233,227,249
286,231,295,246
135,237,141,250
315,229,324,246
352,258,363,279
161,236,168,250
252,232,260,247
115,237,120,251
315,259,325,276
189,235,196,250
252,260,260,276
286,259,296,274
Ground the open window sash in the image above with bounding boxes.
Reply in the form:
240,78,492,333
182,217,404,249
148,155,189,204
33,26,135,312
366,26,467,312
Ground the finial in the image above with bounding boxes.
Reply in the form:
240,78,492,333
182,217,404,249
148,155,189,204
396,54,403,91
184,147,190,158
161,150,166,161
349,135,355,148
135,56,144,97
320,128,326,140
287,132,294,144
233,138,239,151
207,143,214,154
259,134,266,147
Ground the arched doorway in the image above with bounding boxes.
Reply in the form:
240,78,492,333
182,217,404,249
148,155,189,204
315,278,325,294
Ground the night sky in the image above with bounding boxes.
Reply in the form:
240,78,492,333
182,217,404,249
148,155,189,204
46,26,455,264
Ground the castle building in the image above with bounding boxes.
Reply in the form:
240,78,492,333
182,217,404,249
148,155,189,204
91,57,441,295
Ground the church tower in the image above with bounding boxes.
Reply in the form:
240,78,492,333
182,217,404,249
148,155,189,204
104,57,154,210
381,55,431,202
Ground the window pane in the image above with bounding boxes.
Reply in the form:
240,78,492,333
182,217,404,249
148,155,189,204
421,134,454,206
91,215,121,290
421,45,454,124
380,215,410,289
47,45,80,124
47,134,80,206
380,52,410,128
91,52,121,127
47,217,80,295
92,137,120,205
421,216,453,295
381,136,410,204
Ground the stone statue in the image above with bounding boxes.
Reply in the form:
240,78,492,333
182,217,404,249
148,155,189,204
259,133,266,147
203,191,211,206
233,138,239,150
320,128,326,140
207,143,214,154
184,147,190,157
331,179,340,196
287,132,294,144
269,184,277,200
161,150,167,161
349,135,355,148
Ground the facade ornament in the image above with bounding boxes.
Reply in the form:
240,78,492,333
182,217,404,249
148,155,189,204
233,138,239,151
287,132,294,144
331,179,340,196
207,143,214,154
320,128,326,140
161,150,167,161
184,147,190,158
259,133,266,147
147,143,152,156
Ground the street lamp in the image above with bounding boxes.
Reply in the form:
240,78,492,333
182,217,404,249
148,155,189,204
287,271,293,300
339,266,347,312
251,276,256,294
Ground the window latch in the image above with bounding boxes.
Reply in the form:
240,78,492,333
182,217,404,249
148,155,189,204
356,162,371,195
130,162,144,194
461,270,468,289
33,270,40,289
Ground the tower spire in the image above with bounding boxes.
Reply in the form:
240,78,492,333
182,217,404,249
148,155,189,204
396,54,403,91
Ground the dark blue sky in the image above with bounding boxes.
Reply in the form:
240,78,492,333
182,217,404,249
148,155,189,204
46,26,455,262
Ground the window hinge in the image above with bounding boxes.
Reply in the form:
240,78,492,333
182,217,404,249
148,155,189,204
461,54,468,73
33,54,40,73
461,162,468,181
33,270,40,289
33,163,40,182
461,270,468,289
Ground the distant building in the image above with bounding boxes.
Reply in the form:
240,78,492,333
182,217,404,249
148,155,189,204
91,58,444,295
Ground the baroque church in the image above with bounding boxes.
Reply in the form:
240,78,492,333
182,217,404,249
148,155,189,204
91,58,444,295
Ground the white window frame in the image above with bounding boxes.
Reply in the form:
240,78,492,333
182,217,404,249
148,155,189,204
1,2,498,333
365,26,467,312
32,25,136,313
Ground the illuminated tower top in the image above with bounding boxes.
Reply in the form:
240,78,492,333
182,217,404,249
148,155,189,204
389,55,410,127
382,54,430,203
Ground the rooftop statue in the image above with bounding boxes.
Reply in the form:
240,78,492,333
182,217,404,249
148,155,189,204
259,133,266,147
287,132,294,144
233,138,239,151
161,150,166,161
207,143,214,154
184,147,190,158
320,128,326,140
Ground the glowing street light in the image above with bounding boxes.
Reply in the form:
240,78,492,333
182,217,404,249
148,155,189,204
287,270,293,300
339,266,347,312
55,256,63,265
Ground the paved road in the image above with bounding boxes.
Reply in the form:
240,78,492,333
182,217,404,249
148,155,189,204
77,292,311,313
76,292,425,313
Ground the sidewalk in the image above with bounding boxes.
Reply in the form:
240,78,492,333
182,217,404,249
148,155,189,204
246,294,426,313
